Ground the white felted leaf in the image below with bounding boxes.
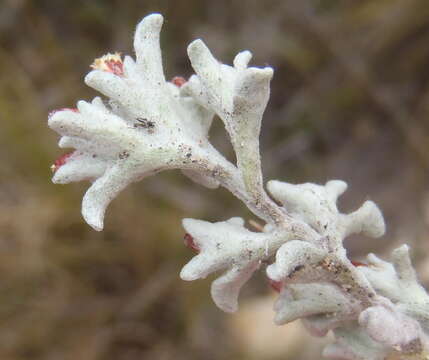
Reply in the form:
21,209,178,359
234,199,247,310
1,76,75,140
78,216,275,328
359,246,429,332
180,217,289,311
184,38,273,197
49,101,181,231
359,300,422,349
180,217,266,281
47,13,429,360
360,246,428,304
342,201,385,238
273,282,360,325
50,13,241,230
134,13,165,84
266,240,325,282
211,261,260,313
52,152,107,184
81,164,135,231
267,180,385,248
323,325,390,360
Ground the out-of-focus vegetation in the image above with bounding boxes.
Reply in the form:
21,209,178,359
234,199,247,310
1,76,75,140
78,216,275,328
0,0,429,359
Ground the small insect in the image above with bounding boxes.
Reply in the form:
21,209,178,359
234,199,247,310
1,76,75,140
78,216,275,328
134,117,155,133
118,150,130,160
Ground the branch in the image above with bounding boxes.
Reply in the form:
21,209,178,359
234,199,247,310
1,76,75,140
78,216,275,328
47,13,429,360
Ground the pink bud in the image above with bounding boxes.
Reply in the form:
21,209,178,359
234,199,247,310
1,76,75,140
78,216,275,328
91,53,124,76
184,233,199,252
351,260,367,267
51,152,73,173
172,76,186,87
48,108,79,118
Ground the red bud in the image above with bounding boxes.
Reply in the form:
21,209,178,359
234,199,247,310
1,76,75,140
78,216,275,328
172,76,186,87
184,233,199,252
351,260,367,267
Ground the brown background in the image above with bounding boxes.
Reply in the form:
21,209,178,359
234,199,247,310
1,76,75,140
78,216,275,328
1,0,429,359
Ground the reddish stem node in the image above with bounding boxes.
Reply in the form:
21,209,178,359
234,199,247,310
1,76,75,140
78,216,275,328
268,278,283,293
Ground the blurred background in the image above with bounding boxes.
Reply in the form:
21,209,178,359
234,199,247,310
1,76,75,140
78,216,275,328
1,0,429,359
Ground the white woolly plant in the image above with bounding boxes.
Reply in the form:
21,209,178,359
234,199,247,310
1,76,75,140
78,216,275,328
48,13,429,359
